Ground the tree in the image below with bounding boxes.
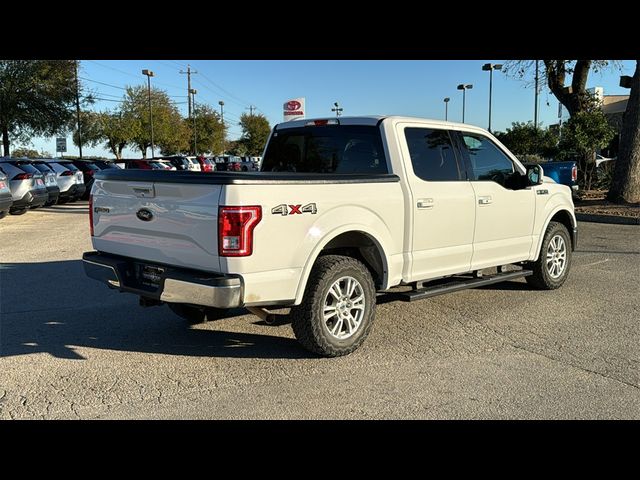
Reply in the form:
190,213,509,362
226,139,248,156
506,60,616,118
0,60,77,156
72,110,139,159
190,104,225,155
122,86,185,158
10,147,40,158
238,113,270,156
608,61,640,204
558,108,615,190
494,122,558,160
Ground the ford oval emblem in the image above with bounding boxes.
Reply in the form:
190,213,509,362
136,208,153,222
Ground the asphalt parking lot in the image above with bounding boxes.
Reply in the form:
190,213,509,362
1,202,638,419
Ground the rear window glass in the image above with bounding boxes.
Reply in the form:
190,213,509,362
32,163,55,174
10,161,41,175
47,162,71,174
58,162,79,172
76,162,100,170
262,125,388,174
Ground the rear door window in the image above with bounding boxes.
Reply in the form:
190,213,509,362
262,125,388,174
58,162,79,172
404,128,462,181
10,161,42,176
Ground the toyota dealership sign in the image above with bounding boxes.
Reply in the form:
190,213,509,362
283,97,305,122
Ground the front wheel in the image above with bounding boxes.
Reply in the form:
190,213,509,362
526,221,572,290
290,255,376,357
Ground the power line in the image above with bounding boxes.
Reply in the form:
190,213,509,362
79,76,127,90
85,60,189,93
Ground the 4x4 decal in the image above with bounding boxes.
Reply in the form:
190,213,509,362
271,203,317,216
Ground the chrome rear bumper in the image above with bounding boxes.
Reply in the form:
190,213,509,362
82,251,242,309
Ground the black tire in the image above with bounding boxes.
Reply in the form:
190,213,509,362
526,221,572,290
10,208,28,215
168,303,229,325
290,255,376,357
0,210,7,219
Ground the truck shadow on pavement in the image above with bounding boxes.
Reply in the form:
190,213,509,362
0,260,313,360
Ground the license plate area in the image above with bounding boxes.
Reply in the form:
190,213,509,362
134,263,166,290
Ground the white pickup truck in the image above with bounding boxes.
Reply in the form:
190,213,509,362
83,116,576,356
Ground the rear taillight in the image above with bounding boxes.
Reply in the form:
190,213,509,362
61,170,74,176
84,169,95,176
571,164,578,182
0,181,6,189
89,194,94,236
13,173,33,180
218,206,262,257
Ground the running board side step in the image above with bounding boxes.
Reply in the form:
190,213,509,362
400,270,533,302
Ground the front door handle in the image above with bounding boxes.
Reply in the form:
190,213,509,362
478,196,492,205
417,198,434,209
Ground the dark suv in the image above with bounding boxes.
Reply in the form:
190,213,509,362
71,160,101,200
30,161,61,205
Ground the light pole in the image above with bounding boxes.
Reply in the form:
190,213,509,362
142,69,155,158
331,101,343,117
443,97,450,121
534,60,539,131
190,89,197,155
482,63,502,132
218,100,225,155
457,84,473,123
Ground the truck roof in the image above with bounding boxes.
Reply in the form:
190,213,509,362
275,115,487,133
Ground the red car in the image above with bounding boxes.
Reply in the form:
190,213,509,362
196,156,216,172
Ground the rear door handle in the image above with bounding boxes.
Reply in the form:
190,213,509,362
478,196,492,205
417,198,434,209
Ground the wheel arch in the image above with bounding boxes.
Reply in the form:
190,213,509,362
294,227,390,305
533,207,577,260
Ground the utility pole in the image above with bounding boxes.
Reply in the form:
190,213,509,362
190,89,197,155
331,101,343,117
246,105,256,116
75,60,83,159
534,60,539,131
142,69,155,158
219,100,225,155
180,64,198,119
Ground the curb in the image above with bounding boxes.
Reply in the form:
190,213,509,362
575,213,640,225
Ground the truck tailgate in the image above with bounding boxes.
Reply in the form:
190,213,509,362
92,178,222,272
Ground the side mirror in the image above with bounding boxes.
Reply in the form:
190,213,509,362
526,164,544,186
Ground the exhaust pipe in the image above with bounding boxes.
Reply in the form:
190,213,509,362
246,307,278,325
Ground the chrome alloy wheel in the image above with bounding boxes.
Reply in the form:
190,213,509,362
323,276,365,340
546,234,567,279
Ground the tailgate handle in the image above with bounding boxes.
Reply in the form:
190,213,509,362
132,186,154,198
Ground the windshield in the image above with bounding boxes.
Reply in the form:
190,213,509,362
262,125,388,174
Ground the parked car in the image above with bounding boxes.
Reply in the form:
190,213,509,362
84,115,576,357
0,159,48,214
46,160,85,203
125,159,175,170
91,159,122,170
38,160,85,203
71,160,101,200
185,156,202,172
30,161,61,206
160,156,191,171
238,156,259,172
196,156,216,172
0,170,13,219
527,161,578,192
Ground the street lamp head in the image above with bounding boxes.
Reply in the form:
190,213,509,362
457,84,473,90
334,102,339,107
142,69,154,77
444,97,450,103
482,63,503,71
457,84,465,90
218,100,224,106
189,89,197,95
466,84,473,89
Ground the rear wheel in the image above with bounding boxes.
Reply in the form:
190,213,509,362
290,255,376,357
10,208,28,215
168,303,229,325
526,221,572,290
0,210,7,219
